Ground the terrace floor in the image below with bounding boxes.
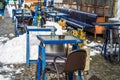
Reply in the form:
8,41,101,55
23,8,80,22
0,8,120,80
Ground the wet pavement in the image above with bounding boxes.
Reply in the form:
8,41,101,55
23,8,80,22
0,8,120,80
89,54,120,80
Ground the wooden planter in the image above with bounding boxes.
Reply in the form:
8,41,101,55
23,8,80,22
94,17,105,39
25,0,44,12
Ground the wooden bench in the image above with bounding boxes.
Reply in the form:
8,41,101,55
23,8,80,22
55,8,97,30
53,7,98,29
59,9,98,30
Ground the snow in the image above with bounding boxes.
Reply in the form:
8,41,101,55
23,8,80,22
0,37,9,42
0,34,26,64
9,33,14,37
0,21,103,64
0,75,11,80
0,3,105,79
0,21,65,79
15,69,22,74
6,5,16,17
0,64,25,80
0,21,64,64
85,41,103,56
0,65,15,80
0,1,119,80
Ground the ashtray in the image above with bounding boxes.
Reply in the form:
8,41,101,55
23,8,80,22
58,35,65,39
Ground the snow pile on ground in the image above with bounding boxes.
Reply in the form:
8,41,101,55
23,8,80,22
0,63,24,80
6,5,16,17
0,21,64,64
86,41,103,56
0,37,9,42
0,34,26,64
0,34,103,64
0,21,103,64
0,75,11,80
0,21,104,79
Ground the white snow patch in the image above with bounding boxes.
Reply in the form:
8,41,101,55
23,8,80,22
9,33,15,37
0,37,9,42
0,75,11,80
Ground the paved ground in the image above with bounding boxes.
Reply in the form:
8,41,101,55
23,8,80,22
0,8,120,80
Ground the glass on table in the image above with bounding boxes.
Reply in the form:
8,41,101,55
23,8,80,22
51,26,55,38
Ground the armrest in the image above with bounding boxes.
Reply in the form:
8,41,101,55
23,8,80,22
54,56,67,65
53,56,66,75
54,56,66,63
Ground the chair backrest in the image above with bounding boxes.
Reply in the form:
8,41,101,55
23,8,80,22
63,49,87,72
45,44,67,57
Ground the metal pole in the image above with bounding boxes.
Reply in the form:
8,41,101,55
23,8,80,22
38,0,41,15
44,0,47,6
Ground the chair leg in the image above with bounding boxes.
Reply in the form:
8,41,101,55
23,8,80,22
69,72,73,80
83,71,87,80
78,70,82,80
65,73,69,80
118,37,120,62
114,43,117,61
94,32,96,40
56,72,60,80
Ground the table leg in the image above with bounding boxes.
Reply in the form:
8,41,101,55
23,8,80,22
118,38,120,62
103,29,109,59
38,43,46,80
110,29,113,55
42,45,46,80
15,18,18,36
37,56,42,80
69,72,73,80
26,31,30,67
33,16,37,26
12,10,14,22
37,43,43,80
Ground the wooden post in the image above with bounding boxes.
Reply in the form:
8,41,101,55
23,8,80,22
86,4,92,12
80,0,82,10
113,0,118,17
94,0,97,13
